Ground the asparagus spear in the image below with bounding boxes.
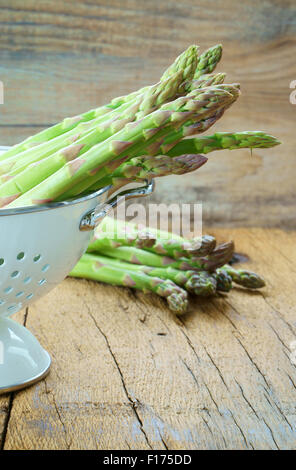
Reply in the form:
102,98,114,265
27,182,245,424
6,86,234,208
221,264,265,288
57,84,237,200
167,131,281,157
90,216,217,258
0,71,185,205
194,44,223,79
84,153,208,192
0,98,140,177
185,271,217,296
69,253,188,315
160,45,199,82
214,269,233,292
82,253,211,293
98,46,199,111
159,84,240,154
58,109,224,201
148,235,217,259
189,241,234,271
192,72,226,89
87,240,234,272
0,45,199,163
0,69,185,179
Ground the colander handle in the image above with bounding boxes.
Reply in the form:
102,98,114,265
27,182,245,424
79,179,155,231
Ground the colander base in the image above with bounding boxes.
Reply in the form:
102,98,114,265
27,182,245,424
0,317,51,394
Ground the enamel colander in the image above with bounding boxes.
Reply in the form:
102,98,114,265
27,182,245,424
0,146,154,394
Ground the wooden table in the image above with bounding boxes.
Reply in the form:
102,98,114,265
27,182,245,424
1,228,295,450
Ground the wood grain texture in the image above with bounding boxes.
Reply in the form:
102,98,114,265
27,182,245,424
0,0,295,228
0,228,295,450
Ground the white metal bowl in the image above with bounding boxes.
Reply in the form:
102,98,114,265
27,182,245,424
0,146,154,393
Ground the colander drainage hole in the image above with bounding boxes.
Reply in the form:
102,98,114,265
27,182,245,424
38,279,46,286
0,299,5,305
4,287,13,294
0,258,4,266
24,276,32,284
42,264,50,272
33,254,41,263
16,291,24,298
26,293,34,300
17,252,25,260
8,305,18,313
11,270,20,279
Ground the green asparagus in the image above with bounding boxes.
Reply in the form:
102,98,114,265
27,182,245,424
167,131,281,157
194,44,223,79
83,153,208,192
83,254,210,293
70,253,188,315
6,86,234,208
87,240,234,272
221,264,265,288
0,71,186,205
214,269,233,292
91,216,217,258
57,84,237,200
0,45,199,163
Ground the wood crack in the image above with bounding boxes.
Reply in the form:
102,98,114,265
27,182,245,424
263,387,293,432
235,336,270,389
44,381,71,449
228,410,249,448
0,394,14,451
259,291,296,336
261,417,280,450
203,345,230,392
85,303,153,450
235,380,260,420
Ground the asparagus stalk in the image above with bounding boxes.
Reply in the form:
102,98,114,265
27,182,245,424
190,72,226,90
0,98,141,177
0,71,185,205
58,110,224,201
0,45,199,163
213,269,233,292
167,131,281,157
194,44,223,79
86,240,234,272
221,264,266,288
0,69,185,179
189,241,234,271
57,84,237,200
159,84,240,154
6,86,234,208
109,45,199,109
0,110,106,162
82,253,194,288
69,253,188,315
90,216,217,258
185,271,217,296
148,235,217,259
84,153,208,191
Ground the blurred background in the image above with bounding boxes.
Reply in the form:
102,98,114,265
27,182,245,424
0,0,295,227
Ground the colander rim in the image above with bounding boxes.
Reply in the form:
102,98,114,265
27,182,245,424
0,185,112,216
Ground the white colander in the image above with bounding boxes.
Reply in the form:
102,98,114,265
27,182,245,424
0,146,154,394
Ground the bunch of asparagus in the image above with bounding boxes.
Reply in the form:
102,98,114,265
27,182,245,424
69,216,265,315
0,44,280,208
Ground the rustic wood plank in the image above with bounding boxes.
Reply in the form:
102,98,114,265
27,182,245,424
0,0,295,227
1,228,295,450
